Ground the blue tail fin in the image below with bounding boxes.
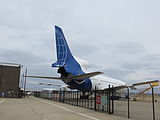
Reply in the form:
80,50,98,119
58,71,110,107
52,26,84,75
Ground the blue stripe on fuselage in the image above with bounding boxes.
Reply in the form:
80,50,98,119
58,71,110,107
67,78,92,92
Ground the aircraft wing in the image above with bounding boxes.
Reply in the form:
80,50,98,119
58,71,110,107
104,80,160,91
132,80,160,86
104,85,128,91
26,75,62,80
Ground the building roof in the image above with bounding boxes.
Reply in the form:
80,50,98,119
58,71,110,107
0,62,21,67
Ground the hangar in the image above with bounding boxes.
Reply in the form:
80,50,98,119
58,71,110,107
0,63,22,98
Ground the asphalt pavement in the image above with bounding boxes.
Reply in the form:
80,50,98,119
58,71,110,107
0,96,129,120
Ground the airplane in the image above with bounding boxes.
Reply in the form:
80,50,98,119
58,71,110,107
26,26,160,94
27,25,126,92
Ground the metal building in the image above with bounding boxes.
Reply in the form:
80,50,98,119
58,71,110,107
0,63,21,98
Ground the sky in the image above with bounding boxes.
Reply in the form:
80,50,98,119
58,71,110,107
0,0,160,90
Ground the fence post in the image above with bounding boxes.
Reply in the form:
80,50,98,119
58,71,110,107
125,85,130,119
149,83,155,120
74,91,76,105
72,91,73,105
56,91,58,101
84,93,86,108
108,85,111,114
59,89,61,102
77,90,79,106
63,90,65,103
82,92,83,107
87,91,89,108
51,91,53,100
53,91,56,101
127,87,130,119
95,86,97,111
112,85,114,114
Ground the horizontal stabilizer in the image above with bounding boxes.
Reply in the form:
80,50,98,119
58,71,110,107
26,75,62,80
25,71,103,81
72,71,103,80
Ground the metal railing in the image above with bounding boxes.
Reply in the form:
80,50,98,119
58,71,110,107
34,85,116,114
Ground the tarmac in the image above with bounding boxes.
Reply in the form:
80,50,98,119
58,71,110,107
0,96,130,120
114,100,160,120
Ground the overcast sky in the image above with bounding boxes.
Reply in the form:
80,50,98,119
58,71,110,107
0,0,160,90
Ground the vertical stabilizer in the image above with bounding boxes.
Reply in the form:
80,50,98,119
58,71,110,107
52,26,84,75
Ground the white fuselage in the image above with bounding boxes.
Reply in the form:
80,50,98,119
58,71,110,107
90,75,126,90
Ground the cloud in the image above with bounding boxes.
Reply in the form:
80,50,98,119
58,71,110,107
0,48,60,76
111,41,145,55
121,53,160,71
0,0,160,89
105,53,160,83
0,49,46,65
123,69,160,84
103,68,132,81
